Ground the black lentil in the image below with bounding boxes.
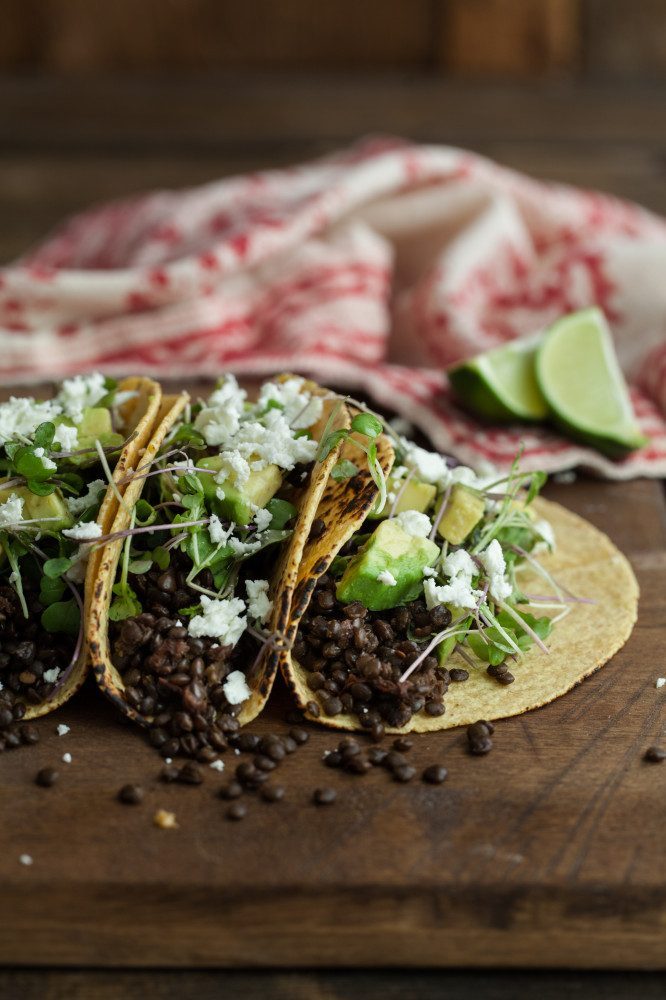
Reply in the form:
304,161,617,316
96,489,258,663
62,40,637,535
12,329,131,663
118,784,145,805
313,787,337,805
35,767,59,787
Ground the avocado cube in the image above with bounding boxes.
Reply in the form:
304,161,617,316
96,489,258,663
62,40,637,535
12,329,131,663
437,485,485,545
367,477,436,520
197,457,283,525
63,407,124,466
336,519,439,611
78,407,113,439
0,482,73,532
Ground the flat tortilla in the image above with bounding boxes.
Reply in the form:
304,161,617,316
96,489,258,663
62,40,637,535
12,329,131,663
24,375,163,719
280,455,639,733
88,377,350,728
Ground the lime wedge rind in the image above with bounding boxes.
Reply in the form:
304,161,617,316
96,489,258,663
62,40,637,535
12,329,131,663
449,335,548,423
535,308,647,459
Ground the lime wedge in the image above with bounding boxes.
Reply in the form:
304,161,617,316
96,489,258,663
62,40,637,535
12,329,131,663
448,335,548,423
536,308,647,458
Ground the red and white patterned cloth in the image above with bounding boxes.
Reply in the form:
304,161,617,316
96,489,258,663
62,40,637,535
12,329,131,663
2,137,666,478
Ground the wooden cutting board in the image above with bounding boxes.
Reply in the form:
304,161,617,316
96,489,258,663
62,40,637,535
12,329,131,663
0,418,664,969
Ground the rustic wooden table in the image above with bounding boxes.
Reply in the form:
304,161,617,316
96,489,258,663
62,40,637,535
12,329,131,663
1,75,665,997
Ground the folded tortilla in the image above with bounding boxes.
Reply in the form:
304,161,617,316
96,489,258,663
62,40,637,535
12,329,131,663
23,376,163,719
280,436,639,733
88,377,350,727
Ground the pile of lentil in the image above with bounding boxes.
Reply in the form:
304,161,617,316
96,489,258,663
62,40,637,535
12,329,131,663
109,550,262,760
0,582,74,747
294,571,472,732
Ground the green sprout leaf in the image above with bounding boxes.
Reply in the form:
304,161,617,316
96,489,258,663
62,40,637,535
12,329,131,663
152,546,171,570
108,582,142,622
43,557,73,579
266,497,297,530
351,412,383,438
316,428,348,463
526,471,547,505
41,598,81,636
39,575,66,607
331,459,358,481
128,558,152,575
26,480,56,497
33,422,56,450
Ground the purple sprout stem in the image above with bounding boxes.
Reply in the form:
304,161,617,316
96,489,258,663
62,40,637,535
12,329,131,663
429,483,452,541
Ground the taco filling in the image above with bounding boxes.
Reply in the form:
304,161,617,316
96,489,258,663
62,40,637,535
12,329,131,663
92,375,350,753
288,423,567,733
0,374,154,731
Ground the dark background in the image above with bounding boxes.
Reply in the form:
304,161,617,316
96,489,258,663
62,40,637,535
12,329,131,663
1,0,665,263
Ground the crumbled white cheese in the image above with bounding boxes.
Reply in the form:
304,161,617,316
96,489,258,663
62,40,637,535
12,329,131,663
258,376,323,430
43,668,60,683
188,595,247,646
394,509,432,538
62,520,102,542
0,396,62,445
534,518,556,552
480,539,513,603
57,373,107,424
423,546,482,610
449,465,479,487
0,493,25,528
194,375,247,445
53,422,79,451
422,565,437,577
56,724,70,736
33,447,45,457
66,479,106,516
65,542,94,583
377,569,397,587
443,548,477,580
254,507,273,533
228,536,262,557
223,669,251,705
208,513,234,546
245,578,273,623
213,450,251,490
403,442,450,485
424,575,480,612
209,759,225,772
62,752,72,763
19,854,33,866
656,677,666,690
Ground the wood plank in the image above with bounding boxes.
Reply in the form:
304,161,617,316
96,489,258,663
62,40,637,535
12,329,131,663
3,968,666,1000
0,380,663,969
441,0,580,78
2,76,666,149
583,0,666,80
4,1,433,72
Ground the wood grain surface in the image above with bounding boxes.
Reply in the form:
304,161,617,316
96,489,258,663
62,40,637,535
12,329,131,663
0,467,664,970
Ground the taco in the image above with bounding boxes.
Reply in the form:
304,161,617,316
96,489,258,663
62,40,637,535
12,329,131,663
0,374,162,728
281,422,639,734
88,374,350,750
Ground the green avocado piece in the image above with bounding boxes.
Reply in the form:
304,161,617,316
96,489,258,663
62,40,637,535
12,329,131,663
0,481,73,532
367,477,436,520
436,608,472,664
336,519,439,612
60,407,123,467
78,406,113,439
437,485,485,545
197,455,283,526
